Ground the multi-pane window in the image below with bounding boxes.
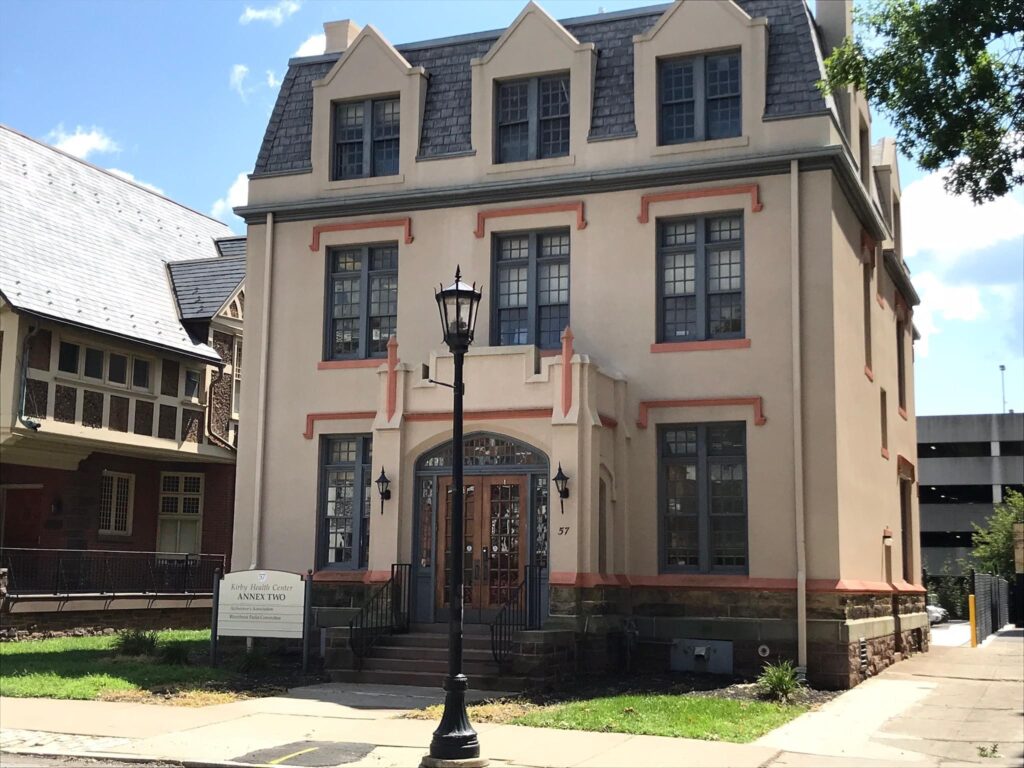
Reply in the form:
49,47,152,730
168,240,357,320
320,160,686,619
157,473,203,554
108,353,128,385
495,75,570,164
231,339,243,417
659,52,741,145
332,97,400,180
660,422,747,573
84,348,103,379
658,214,744,343
132,358,150,391
58,341,80,374
319,436,372,570
99,471,134,535
493,230,570,349
184,369,201,400
326,244,398,360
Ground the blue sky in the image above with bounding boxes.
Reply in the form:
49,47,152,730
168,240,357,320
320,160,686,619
1,0,1021,416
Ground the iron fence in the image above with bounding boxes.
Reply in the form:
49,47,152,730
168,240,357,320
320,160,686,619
972,569,1011,642
0,548,225,596
490,564,541,665
349,563,411,663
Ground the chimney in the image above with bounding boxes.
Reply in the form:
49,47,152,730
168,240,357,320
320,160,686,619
816,0,852,57
324,20,361,54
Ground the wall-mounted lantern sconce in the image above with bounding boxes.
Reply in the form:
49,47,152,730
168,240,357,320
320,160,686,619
553,463,570,514
882,527,893,547
376,467,391,515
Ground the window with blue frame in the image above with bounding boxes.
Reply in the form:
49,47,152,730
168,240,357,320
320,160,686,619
326,244,398,360
332,97,400,180
495,75,570,164
493,230,570,349
659,52,741,145
318,436,372,570
660,422,747,573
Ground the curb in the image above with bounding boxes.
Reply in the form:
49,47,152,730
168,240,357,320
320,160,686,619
0,746,264,768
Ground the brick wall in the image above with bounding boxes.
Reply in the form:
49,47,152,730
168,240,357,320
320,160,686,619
0,607,210,632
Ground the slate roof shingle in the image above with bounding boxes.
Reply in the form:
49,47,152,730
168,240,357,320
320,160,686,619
0,125,234,362
253,0,827,175
168,254,246,322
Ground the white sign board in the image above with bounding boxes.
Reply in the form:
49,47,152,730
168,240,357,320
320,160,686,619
217,569,305,639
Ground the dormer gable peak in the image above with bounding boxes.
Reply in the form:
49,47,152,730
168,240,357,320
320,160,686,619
634,0,766,45
314,24,425,90
474,1,595,68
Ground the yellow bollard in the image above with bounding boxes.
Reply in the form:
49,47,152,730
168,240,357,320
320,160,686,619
968,594,977,647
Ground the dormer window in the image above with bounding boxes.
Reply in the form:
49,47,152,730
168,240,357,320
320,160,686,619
658,52,741,145
332,97,400,180
495,74,570,164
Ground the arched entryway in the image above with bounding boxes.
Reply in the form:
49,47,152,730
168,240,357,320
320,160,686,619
411,432,550,624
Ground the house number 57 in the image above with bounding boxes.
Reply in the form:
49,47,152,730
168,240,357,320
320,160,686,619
557,527,570,536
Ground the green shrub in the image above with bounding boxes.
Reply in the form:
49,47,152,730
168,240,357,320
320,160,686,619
112,629,158,657
158,642,191,666
237,649,269,675
756,660,803,703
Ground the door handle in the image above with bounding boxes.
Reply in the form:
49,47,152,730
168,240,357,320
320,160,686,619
473,560,480,580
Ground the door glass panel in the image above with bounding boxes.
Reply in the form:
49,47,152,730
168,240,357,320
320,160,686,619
441,483,475,606
488,483,521,606
325,469,354,565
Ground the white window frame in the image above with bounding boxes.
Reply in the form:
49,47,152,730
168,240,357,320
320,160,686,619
157,472,204,554
99,471,135,536
231,338,242,418
131,355,153,393
184,368,203,402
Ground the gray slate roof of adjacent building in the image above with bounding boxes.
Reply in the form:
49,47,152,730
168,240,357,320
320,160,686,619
254,0,827,175
215,235,247,258
168,254,246,321
0,125,233,362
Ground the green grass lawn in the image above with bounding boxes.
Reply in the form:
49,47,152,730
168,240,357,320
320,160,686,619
511,693,806,743
0,629,232,700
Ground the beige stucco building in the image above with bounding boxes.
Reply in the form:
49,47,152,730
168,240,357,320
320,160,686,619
233,0,925,688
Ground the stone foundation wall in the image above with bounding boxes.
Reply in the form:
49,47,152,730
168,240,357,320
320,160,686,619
508,629,575,687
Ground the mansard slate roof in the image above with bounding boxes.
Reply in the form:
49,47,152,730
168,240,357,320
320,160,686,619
0,125,232,362
215,235,247,258
254,0,827,175
168,253,246,322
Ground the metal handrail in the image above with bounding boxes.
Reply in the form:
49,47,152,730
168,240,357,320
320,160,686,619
348,563,411,663
490,564,540,665
0,547,224,596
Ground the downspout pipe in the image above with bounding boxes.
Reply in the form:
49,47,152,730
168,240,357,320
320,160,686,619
250,212,274,569
790,160,808,675
17,326,42,431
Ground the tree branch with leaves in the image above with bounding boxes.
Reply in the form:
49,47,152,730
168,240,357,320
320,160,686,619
822,0,1024,202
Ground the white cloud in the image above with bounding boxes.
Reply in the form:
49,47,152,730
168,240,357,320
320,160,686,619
47,124,119,160
107,168,164,195
266,70,281,88
902,169,1024,265
293,33,325,57
912,271,988,357
240,0,300,26
230,64,251,100
211,173,249,223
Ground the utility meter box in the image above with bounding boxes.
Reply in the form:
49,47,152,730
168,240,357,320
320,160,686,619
669,638,734,675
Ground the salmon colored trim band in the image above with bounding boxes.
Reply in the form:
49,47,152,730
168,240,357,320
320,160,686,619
317,359,383,370
474,202,586,238
636,396,766,429
898,406,908,421
599,413,618,429
881,447,890,460
864,365,874,382
637,184,763,224
860,229,877,263
650,339,751,353
406,408,552,423
548,573,926,593
386,336,399,422
876,292,887,308
561,327,574,417
309,217,413,251
303,411,377,439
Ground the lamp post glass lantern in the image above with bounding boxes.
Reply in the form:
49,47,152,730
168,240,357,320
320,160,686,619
429,267,485,764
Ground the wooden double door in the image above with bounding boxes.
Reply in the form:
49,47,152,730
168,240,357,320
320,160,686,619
435,475,527,622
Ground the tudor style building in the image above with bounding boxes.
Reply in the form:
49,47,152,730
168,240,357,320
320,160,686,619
234,0,924,688
0,125,244,626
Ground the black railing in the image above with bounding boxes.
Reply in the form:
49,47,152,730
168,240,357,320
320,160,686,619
973,570,1011,642
490,564,540,665
349,563,411,662
0,548,225,596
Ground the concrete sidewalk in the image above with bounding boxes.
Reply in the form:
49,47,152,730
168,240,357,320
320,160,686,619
2,629,1021,767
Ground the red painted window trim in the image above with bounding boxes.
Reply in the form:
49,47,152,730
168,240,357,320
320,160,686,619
650,339,751,353
881,447,890,460
637,184,763,224
599,413,618,429
309,217,413,251
897,454,916,482
864,365,874,382
473,201,586,238
636,396,766,429
303,411,377,439
898,406,908,421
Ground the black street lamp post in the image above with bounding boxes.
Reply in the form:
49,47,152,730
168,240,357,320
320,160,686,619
427,267,485,766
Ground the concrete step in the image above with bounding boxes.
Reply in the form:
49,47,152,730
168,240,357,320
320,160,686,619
410,623,492,636
329,668,526,692
378,633,491,651
372,645,494,663
360,656,500,676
